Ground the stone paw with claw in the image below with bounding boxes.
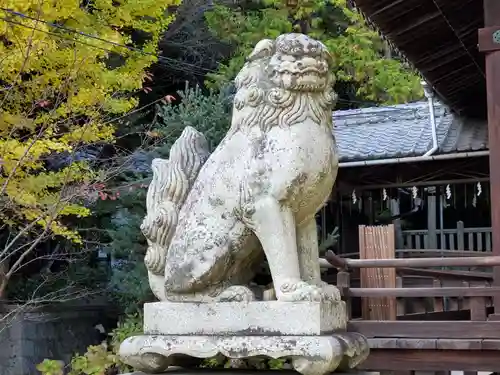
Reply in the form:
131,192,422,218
278,281,324,302
316,281,341,301
217,285,256,302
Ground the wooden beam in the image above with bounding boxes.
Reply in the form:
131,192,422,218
397,267,493,281
346,286,500,298
398,309,478,321
347,321,500,339
483,0,500,313
358,349,500,371
367,178,490,191
367,338,488,350
325,251,500,269
338,249,493,260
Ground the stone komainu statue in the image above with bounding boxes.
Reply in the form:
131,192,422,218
142,33,340,303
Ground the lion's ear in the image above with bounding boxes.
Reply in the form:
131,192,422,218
246,39,275,63
319,41,334,66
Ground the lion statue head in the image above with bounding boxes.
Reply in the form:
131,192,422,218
230,33,337,134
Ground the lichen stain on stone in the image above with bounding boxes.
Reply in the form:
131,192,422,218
317,170,327,181
226,347,250,357
283,172,308,201
293,172,308,186
267,138,278,152
234,327,283,336
206,306,218,316
165,262,195,292
250,133,272,160
208,196,224,207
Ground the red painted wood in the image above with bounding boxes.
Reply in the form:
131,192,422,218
478,26,500,52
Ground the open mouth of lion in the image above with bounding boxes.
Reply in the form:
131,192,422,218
281,69,328,91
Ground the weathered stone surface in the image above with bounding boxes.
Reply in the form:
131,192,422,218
144,301,346,336
122,370,381,375
141,32,340,303
123,370,380,375
120,333,369,375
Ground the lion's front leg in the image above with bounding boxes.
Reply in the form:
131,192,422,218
297,218,341,301
248,197,323,302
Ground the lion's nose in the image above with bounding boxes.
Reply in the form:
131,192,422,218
297,57,323,70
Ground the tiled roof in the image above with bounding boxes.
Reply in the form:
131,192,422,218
333,101,488,163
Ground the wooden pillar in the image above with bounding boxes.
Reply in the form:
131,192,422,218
359,225,396,320
479,0,500,313
427,193,438,249
390,198,404,249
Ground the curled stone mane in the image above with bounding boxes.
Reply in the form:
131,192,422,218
228,36,338,136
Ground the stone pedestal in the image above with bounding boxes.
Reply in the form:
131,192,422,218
119,301,369,375
122,369,380,375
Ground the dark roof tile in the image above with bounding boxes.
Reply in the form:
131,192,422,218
333,101,487,162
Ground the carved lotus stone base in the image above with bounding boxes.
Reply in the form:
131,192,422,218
119,333,369,375
120,301,368,375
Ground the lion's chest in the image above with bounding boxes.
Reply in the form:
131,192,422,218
247,119,338,220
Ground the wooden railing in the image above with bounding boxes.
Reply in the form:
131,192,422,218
325,250,500,314
402,221,492,251
323,251,500,372
319,250,496,269
321,254,495,314
326,253,500,270
333,248,495,275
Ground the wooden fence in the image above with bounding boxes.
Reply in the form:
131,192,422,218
402,221,492,251
324,247,500,372
324,224,498,316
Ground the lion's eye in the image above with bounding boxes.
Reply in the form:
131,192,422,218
278,42,290,53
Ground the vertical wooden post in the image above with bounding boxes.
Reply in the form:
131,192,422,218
433,279,444,312
337,271,351,319
396,276,405,316
479,0,500,314
470,281,488,321
427,194,438,249
456,221,465,250
390,198,404,249
359,224,396,320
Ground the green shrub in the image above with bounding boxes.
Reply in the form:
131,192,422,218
36,360,64,375
38,314,142,375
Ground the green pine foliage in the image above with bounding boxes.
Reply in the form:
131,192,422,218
205,0,423,105
153,86,233,153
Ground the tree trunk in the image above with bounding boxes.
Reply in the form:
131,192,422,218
0,261,9,299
